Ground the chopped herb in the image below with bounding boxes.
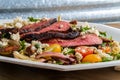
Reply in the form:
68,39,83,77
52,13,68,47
56,61,64,65
115,54,120,59
63,48,75,55
2,33,10,38
35,44,40,48
19,40,26,50
99,31,107,37
101,42,107,47
108,36,112,40
28,17,40,22
1,33,6,38
102,57,113,62
81,26,91,32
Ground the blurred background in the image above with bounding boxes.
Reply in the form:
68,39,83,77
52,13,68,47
0,0,120,23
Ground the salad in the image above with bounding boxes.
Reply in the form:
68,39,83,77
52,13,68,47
0,16,120,65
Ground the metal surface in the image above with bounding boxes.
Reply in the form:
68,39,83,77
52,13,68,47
0,0,120,23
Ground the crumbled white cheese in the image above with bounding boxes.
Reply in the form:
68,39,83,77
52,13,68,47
32,40,49,48
15,22,23,28
1,38,9,42
94,49,113,59
31,40,49,54
87,28,100,36
3,24,14,28
13,16,23,23
32,41,40,46
31,46,37,51
22,20,30,26
81,27,100,36
80,22,100,36
81,22,90,28
13,51,20,54
62,47,68,53
0,38,9,47
2,16,32,29
0,41,8,47
42,43,49,48
24,42,31,48
10,32,20,41
75,52,83,63
80,32,86,35
36,48,43,54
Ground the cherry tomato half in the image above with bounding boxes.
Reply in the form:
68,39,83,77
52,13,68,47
75,46,94,57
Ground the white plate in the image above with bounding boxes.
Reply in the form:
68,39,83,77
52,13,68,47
0,19,120,71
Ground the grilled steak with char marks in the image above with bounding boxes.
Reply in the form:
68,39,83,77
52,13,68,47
19,18,57,34
21,30,80,42
20,21,70,39
42,34,103,47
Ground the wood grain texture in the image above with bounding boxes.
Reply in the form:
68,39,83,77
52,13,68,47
0,23,120,80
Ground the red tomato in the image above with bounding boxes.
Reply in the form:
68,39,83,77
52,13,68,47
75,46,94,57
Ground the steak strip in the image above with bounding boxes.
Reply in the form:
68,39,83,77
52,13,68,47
0,28,18,34
20,21,71,38
36,52,75,64
38,21,70,33
19,18,57,34
21,30,80,42
42,34,103,47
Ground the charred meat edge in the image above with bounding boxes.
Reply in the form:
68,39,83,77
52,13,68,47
20,21,71,38
20,18,57,34
21,30,80,42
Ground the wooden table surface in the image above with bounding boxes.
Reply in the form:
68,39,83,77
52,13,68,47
0,23,120,80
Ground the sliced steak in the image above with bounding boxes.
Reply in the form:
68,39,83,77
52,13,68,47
0,28,18,34
38,21,70,33
36,52,75,64
20,21,71,38
19,18,57,34
21,30,80,42
42,34,103,47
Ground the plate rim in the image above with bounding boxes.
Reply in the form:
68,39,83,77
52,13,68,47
1,55,120,71
0,19,120,71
